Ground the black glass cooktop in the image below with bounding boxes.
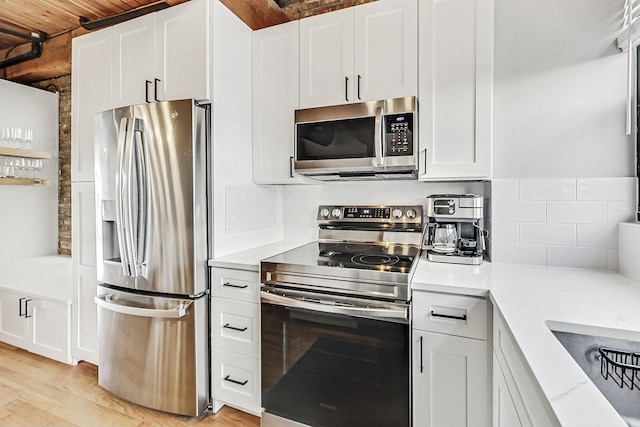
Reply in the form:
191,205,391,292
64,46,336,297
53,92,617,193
316,242,418,274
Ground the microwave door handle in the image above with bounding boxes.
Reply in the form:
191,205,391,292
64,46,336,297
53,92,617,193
115,118,132,277
374,106,385,167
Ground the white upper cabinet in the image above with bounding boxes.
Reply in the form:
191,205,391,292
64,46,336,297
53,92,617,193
71,29,113,182
155,0,210,102
111,0,210,108
418,0,494,181
253,21,308,184
112,14,156,108
299,0,417,109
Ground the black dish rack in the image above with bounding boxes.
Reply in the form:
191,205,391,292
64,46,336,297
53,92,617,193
600,347,640,390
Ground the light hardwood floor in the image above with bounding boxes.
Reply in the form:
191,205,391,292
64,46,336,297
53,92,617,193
0,342,259,426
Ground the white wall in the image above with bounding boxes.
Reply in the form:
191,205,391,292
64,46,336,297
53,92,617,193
493,0,633,178
0,80,59,259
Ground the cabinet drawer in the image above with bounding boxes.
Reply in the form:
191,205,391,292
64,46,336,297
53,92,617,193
212,298,259,357
212,349,260,416
413,291,487,340
211,268,259,303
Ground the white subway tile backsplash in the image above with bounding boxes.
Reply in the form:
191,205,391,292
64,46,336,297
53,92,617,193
576,224,618,249
492,243,547,265
619,249,640,280
519,223,576,246
607,202,635,224
492,222,519,243
608,249,619,271
618,222,640,253
493,201,547,222
546,246,608,270
492,179,518,201
546,202,607,224
577,178,636,202
519,179,576,201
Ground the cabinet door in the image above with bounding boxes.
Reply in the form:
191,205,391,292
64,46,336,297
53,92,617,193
71,29,112,182
493,353,527,427
418,0,493,180
253,21,307,184
155,0,210,102
71,182,98,364
0,290,29,348
112,13,156,108
29,298,72,364
354,0,418,102
413,330,489,427
299,7,354,108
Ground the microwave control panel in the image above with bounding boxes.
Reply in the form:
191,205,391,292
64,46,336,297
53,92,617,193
385,113,414,156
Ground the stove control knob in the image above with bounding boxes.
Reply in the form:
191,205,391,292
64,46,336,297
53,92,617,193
406,209,417,219
320,208,330,218
332,208,342,218
392,209,403,219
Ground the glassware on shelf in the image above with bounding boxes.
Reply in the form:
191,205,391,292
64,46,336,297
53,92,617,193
1,157,16,178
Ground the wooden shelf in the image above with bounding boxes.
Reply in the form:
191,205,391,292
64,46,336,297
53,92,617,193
0,147,52,159
0,177,52,187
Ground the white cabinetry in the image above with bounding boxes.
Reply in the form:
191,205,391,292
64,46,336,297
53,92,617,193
412,290,490,427
71,182,98,365
492,308,560,427
112,0,210,107
0,289,71,364
299,0,417,108
252,21,307,184
71,29,112,182
418,0,494,181
211,267,261,415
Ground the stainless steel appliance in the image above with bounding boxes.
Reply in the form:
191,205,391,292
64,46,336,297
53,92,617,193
294,97,417,181
260,205,422,427
93,99,210,416
423,194,485,265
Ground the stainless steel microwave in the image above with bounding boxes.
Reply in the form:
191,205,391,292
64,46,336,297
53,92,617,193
294,96,417,181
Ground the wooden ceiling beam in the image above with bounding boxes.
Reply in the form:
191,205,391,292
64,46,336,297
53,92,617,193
219,0,291,30
0,29,79,83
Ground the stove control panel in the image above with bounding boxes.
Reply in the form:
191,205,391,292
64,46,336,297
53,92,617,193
317,205,422,225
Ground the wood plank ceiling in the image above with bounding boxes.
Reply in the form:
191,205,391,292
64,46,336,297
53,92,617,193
0,0,371,82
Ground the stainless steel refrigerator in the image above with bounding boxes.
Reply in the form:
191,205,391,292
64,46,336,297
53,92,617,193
93,99,210,416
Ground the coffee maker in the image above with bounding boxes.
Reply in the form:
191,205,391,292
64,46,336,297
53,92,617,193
423,194,485,265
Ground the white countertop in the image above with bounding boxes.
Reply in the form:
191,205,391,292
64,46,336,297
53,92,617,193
0,255,72,304
412,255,640,427
208,240,311,271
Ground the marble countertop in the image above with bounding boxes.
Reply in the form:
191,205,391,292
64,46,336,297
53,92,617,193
0,255,72,304
208,240,311,271
412,255,639,427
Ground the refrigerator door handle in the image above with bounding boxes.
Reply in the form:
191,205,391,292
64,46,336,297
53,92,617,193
115,118,133,277
94,294,192,319
132,119,151,276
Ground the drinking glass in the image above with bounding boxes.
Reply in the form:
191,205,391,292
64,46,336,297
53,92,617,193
24,129,33,150
0,127,8,148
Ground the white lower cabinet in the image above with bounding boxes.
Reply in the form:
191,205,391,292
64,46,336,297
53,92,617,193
211,267,261,415
492,309,559,427
412,290,490,427
0,289,72,364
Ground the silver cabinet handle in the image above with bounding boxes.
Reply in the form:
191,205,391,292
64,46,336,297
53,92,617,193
261,291,407,321
94,294,192,318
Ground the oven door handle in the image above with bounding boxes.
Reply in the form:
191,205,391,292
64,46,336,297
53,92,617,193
260,291,408,322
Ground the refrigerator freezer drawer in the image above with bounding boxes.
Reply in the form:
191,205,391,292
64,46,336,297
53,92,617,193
96,287,209,416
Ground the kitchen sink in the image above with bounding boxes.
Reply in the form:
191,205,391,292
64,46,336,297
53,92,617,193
549,324,640,427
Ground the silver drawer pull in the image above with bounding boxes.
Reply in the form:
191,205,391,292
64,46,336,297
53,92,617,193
223,282,248,289
430,310,467,321
224,375,248,386
223,323,248,332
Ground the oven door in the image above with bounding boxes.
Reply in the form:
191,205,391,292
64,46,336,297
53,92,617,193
260,287,410,427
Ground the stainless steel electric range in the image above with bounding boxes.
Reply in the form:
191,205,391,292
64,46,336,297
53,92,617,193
260,205,423,427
